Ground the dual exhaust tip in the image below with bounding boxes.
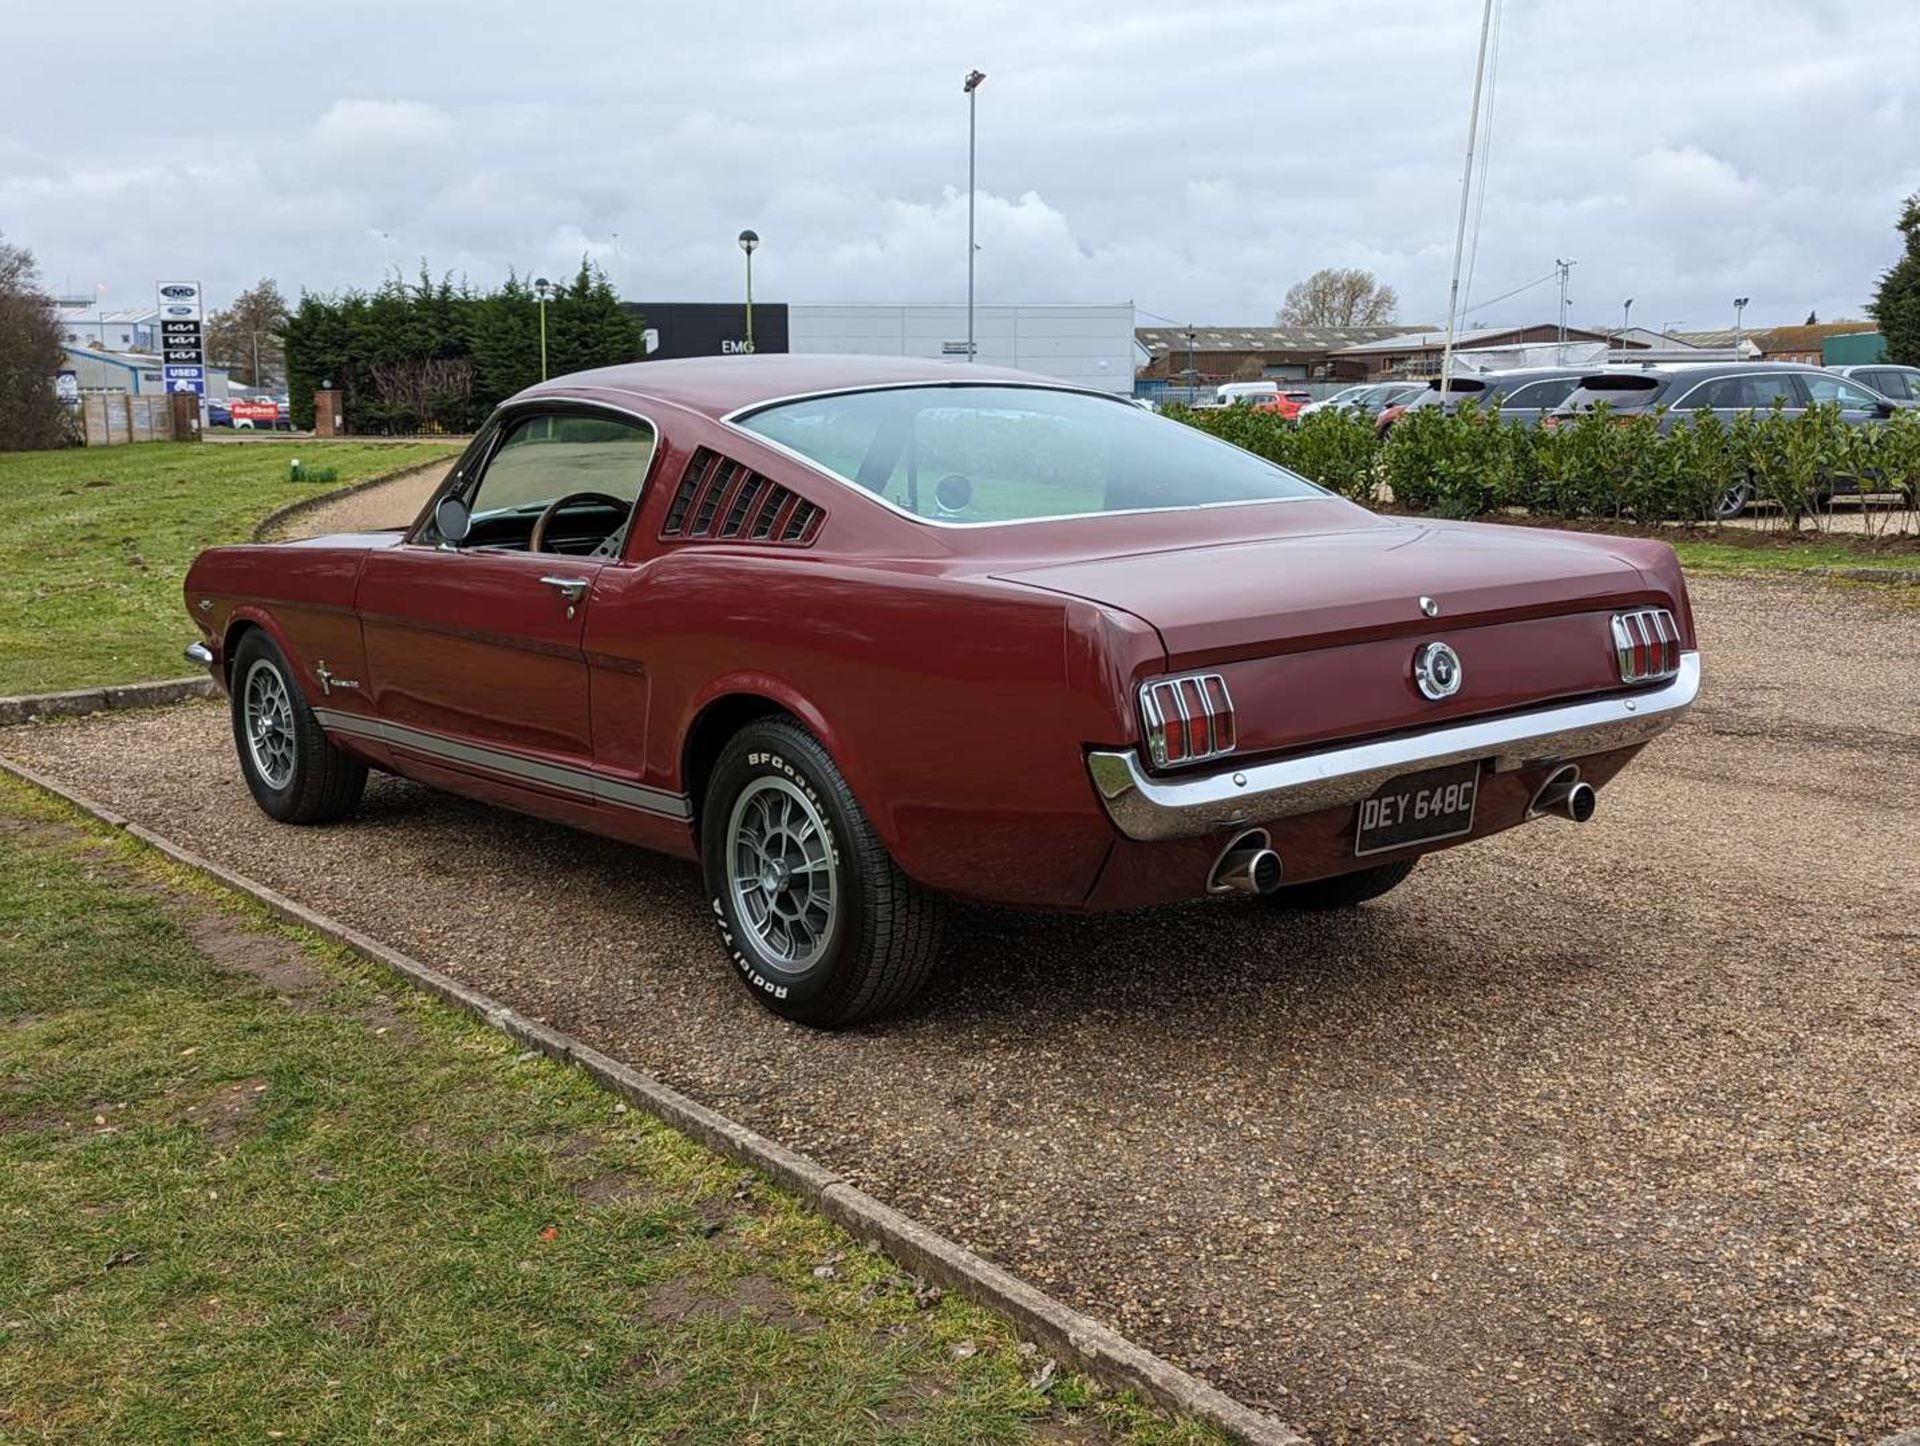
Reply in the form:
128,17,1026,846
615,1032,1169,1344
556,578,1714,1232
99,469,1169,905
1531,766,1597,824
1209,769,1597,896
1209,830,1284,896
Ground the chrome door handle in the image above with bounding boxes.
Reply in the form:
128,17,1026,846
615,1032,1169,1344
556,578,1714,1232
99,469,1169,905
539,576,589,603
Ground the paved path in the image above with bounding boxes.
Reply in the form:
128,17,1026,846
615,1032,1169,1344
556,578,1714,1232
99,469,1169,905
263,461,453,540
8,574,1918,1444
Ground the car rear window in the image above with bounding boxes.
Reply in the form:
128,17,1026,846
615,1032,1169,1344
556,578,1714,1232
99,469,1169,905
735,384,1326,525
1560,374,1662,412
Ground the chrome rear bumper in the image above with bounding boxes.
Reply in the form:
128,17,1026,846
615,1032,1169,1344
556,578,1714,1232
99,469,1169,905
1087,652,1700,842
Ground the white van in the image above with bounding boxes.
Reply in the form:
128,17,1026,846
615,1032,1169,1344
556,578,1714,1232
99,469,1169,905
1213,381,1280,406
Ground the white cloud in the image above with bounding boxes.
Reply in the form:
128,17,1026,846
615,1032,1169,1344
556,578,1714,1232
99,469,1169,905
1,0,1916,332
310,99,453,154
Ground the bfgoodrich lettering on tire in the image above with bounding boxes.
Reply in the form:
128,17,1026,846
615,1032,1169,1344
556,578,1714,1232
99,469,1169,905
228,630,367,825
701,718,944,1027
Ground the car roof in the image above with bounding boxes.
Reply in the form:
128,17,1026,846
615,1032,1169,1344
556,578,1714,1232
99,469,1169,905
508,354,1079,421
1573,360,1828,385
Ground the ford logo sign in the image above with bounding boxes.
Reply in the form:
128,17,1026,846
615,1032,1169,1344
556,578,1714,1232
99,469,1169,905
159,284,197,299
164,305,195,316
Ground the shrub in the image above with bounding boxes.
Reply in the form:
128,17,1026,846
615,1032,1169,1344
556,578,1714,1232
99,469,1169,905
1286,408,1380,501
1747,402,1841,529
1167,391,1899,529
1382,401,1528,518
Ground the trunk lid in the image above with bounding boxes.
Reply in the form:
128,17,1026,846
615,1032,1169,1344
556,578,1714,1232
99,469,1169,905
995,519,1671,760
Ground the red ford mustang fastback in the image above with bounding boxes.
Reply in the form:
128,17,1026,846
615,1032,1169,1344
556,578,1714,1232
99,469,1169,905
184,356,1699,1026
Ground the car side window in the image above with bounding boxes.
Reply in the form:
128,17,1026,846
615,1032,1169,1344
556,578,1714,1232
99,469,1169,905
1688,377,1743,409
1743,375,1801,408
456,412,656,553
1530,377,1579,408
1499,381,1545,408
1801,373,1880,409
1886,372,1916,401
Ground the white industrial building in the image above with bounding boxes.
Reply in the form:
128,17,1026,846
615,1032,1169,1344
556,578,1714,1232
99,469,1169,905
60,346,231,401
786,303,1137,394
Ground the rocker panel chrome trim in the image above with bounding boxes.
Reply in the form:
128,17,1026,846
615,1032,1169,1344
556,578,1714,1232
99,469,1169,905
311,708,691,820
1087,652,1700,842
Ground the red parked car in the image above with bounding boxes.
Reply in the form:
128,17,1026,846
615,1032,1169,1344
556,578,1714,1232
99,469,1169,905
184,356,1699,1026
1253,389,1314,420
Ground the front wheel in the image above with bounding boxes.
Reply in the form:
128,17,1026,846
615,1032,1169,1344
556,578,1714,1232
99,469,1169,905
1265,858,1417,911
701,718,945,1028
228,630,367,824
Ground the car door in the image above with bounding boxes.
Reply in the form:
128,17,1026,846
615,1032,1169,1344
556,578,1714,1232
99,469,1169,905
355,404,658,785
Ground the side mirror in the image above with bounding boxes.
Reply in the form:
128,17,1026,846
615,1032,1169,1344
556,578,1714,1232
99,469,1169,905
434,494,472,544
933,473,974,518
1876,400,1896,418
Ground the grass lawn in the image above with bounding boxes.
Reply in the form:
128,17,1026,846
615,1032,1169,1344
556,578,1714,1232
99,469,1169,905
1665,535,1917,573
0,442,456,697
0,776,1214,1445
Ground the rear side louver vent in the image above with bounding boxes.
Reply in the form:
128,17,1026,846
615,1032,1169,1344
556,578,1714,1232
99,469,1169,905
661,448,823,545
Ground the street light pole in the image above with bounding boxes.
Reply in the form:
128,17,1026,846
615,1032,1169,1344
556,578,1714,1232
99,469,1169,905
737,230,760,352
534,277,552,380
1619,298,1633,357
1554,258,1576,361
964,70,986,359
1184,326,1197,403
1732,296,1749,362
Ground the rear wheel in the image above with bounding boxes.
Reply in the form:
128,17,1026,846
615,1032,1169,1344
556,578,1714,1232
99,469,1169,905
701,718,944,1027
228,630,367,824
1265,858,1417,911
1710,477,1753,521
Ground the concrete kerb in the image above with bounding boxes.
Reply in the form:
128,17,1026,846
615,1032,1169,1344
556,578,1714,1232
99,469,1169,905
0,676,216,728
1802,565,1920,585
0,749,1308,1446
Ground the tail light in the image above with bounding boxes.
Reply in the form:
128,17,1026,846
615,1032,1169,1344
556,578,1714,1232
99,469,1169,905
1140,673,1236,767
1611,608,1681,683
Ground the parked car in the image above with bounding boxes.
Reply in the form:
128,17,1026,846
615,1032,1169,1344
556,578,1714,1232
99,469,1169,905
1253,388,1314,420
205,401,232,427
1213,380,1280,406
1378,367,1593,435
1830,363,1920,405
1299,381,1423,419
183,356,1699,1027
1550,362,1902,517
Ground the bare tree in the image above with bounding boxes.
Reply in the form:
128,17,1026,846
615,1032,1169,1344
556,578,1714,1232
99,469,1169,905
1277,268,1400,327
206,278,290,388
0,235,72,451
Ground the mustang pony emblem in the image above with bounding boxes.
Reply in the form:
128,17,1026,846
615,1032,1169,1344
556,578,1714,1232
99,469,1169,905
1412,641,1463,701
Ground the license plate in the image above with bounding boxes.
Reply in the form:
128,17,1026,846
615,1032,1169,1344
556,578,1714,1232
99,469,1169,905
1354,761,1481,856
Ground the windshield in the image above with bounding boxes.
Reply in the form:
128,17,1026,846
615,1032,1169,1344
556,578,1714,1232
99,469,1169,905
734,384,1325,525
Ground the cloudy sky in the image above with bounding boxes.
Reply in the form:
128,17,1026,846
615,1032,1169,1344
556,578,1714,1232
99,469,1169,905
6,1,1916,333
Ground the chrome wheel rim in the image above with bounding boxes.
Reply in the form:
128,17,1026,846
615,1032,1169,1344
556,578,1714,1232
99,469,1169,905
242,659,296,790
726,777,836,972
1716,482,1749,518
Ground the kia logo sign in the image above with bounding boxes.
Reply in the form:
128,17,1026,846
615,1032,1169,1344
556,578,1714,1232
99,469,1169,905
159,284,197,299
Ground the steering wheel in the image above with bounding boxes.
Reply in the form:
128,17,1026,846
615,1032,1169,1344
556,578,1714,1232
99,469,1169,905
528,491,629,554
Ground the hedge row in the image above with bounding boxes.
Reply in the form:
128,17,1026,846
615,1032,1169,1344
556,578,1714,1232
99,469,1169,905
1172,400,1920,525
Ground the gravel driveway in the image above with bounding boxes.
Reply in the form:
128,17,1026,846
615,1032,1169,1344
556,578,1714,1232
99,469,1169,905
7,572,1917,1444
